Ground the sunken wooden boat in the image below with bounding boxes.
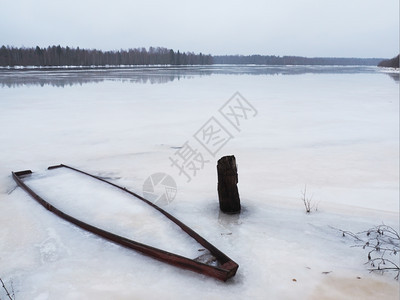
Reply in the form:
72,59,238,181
12,164,238,281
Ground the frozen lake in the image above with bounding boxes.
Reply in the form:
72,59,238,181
0,66,399,299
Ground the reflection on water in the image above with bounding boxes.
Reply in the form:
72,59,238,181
0,65,395,88
0,67,198,88
218,210,241,228
385,71,400,82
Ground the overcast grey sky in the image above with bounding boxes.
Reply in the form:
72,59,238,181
0,0,398,58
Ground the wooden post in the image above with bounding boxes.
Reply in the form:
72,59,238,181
217,155,241,214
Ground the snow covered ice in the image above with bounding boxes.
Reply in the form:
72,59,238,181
0,66,399,299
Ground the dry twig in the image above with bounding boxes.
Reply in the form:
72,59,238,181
335,224,400,280
0,277,14,300
301,185,316,213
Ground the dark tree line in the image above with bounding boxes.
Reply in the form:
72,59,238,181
378,55,399,68
0,45,388,67
213,55,383,66
0,45,213,67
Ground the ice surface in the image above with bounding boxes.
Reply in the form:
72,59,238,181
0,66,398,299
22,168,203,258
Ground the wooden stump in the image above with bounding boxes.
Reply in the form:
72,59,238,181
217,155,241,214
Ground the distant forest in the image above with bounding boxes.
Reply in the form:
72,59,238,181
377,55,399,68
0,45,387,67
0,46,212,67
213,55,382,66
